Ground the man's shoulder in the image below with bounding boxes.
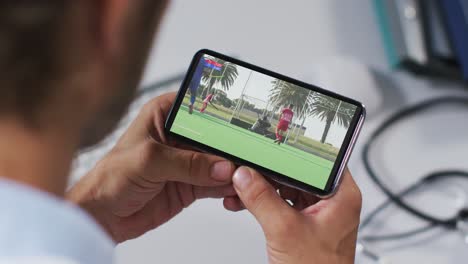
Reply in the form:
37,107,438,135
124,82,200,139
0,179,115,264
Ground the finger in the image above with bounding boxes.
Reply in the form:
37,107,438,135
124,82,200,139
302,169,362,226
117,92,177,147
232,166,298,232
150,92,177,144
140,141,235,186
223,196,245,212
193,184,237,199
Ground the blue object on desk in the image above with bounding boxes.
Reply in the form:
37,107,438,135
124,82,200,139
440,0,468,81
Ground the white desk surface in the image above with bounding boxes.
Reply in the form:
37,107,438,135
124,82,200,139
73,1,468,263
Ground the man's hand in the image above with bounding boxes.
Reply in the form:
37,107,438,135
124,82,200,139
227,167,362,264
67,93,236,242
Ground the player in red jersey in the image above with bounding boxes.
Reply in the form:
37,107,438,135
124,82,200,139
274,104,294,144
199,93,214,113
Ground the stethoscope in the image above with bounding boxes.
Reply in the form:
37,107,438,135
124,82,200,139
359,97,468,262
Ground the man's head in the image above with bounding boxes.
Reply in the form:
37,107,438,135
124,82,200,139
0,1,168,148
289,104,294,109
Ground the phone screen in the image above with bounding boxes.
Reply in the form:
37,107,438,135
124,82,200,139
167,51,364,193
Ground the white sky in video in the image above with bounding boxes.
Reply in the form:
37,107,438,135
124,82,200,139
204,60,352,147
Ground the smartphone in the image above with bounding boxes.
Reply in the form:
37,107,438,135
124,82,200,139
165,49,365,197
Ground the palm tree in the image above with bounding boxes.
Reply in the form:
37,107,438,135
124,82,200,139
200,58,238,98
269,80,314,142
269,80,313,118
309,95,355,144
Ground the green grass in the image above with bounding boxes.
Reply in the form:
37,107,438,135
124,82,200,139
292,136,339,159
171,106,334,189
183,95,339,160
182,96,234,121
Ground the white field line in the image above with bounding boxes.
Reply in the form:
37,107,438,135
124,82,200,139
174,124,202,136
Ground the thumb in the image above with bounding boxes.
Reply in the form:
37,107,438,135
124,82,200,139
233,167,296,232
303,169,362,229
133,140,235,186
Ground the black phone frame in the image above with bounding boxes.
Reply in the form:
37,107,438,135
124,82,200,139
165,49,365,197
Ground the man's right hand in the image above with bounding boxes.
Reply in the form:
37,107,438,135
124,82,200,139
226,167,362,264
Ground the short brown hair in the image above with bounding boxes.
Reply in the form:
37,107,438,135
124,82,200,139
0,2,68,118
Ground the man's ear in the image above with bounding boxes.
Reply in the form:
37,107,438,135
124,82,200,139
91,0,169,64
94,0,132,57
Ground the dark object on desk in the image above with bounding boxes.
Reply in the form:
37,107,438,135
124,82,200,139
373,0,468,83
395,0,428,66
373,0,417,68
418,0,462,80
422,0,454,60
439,0,468,82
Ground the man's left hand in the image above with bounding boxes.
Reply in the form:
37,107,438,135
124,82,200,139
67,93,236,242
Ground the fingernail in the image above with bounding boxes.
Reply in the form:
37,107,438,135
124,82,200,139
211,161,233,182
233,167,252,191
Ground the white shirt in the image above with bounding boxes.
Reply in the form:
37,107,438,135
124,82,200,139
0,179,115,264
